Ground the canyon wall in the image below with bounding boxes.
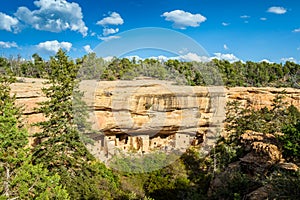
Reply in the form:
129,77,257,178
11,78,300,158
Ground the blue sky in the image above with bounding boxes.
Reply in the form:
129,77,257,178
1,0,300,63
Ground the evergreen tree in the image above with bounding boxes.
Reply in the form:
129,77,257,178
0,74,69,199
279,121,300,162
32,49,121,199
33,49,93,172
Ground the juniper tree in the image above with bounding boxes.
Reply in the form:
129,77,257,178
0,74,69,199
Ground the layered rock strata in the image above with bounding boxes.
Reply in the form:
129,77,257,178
11,78,300,160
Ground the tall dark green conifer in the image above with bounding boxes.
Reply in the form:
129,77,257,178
32,49,121,199
33,49,93,172
0,74,69,199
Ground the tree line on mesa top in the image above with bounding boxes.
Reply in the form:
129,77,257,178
0,51,299,88
0,49,299,199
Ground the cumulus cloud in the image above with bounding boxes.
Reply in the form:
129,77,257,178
146,53,209,62
125,55,143,60
179,53,211,62
212,53,240,63
162,10,206,29
36,40,72,53
222,22,230,26
260,59,273,63
98,35,121,41
0,41,18,48
84,45,93,53
0,12,19,32
125,55,143,61
127,53,210,63
267,6,287,14
149,55,175,61
125,52,241,63
281,57,297,63
124,52,242,63
260,17,267,21
223,44,229,50
293,28,300,33
103,28,119,36
103,56,115,62
97,12,124,26
15,0,88,36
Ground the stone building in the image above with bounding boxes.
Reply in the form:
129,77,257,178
86,131,196,161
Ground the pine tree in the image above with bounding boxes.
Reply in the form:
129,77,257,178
32,49,93,171
0,74,69,199
32,49,121,199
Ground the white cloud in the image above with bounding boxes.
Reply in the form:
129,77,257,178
122,52,243,63
96,12,124,26
124,52,240,63
260,59,273,63
293,28,300,33
84,45,93,53
103,56,115,62
98,35,121,41
223,44,229,50
150,55,174,61
179,53,211,62
15,0,88,36
212,53,240,63
103,28,119,36
281,57,297,63
145,53,210,63
222,22,230,26
0,12,19,32
125,55,143,61
162,10,206,29
260,17,267,21
240,15,250,19
129,53,210,63
0,41,18,48
90,32,96,36
36,40,72,53
267,6,287,14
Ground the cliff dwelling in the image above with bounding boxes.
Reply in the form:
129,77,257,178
84,80,226,161
86,131,203,161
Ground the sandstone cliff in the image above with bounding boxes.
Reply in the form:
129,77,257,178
11,78,300,156
12,78,300,130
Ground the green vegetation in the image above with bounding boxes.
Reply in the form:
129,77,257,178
279,121,300,163
31,49,123,199
0,73,69,199
109,151,181,173
1,53,299,87
207,94,300,199
0,50,299,199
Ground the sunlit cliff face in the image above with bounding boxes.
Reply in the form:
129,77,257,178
11,78,300,161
